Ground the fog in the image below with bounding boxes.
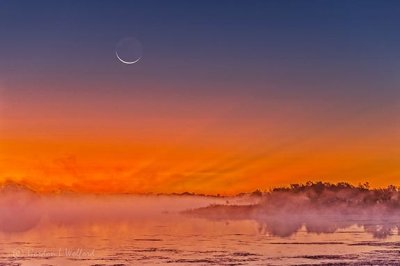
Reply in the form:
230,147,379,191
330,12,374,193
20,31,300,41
0,182,248,233
185,182,400,238
2,181,400,238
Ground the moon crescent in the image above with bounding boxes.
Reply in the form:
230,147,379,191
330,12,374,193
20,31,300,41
116,51,141,64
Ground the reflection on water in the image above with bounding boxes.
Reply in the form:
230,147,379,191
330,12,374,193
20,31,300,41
1,192,400,265
251,215,400,239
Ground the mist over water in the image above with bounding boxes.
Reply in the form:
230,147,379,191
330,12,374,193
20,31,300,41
186,182,400,238
0,184,231,233
2,183,400,265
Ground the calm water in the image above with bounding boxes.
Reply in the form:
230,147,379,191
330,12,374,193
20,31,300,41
1,195,400,265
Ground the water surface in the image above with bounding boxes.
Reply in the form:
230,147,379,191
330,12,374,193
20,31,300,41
1,195,399,265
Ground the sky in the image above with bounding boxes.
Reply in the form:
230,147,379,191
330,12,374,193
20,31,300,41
0,0,399,194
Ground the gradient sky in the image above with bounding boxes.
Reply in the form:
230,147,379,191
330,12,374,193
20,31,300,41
0,0,399,194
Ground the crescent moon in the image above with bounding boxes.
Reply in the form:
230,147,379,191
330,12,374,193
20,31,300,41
116,51,141,64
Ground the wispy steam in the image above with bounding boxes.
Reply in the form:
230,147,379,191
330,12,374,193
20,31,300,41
185,182,400,238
